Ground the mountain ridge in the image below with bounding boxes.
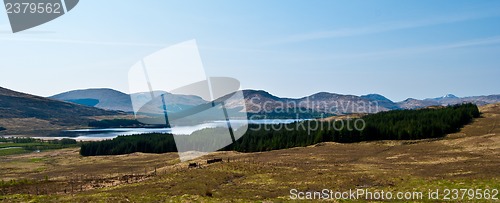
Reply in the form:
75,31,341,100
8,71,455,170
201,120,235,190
48,88,500,115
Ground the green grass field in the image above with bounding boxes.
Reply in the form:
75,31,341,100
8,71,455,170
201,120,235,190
0,148,29,156
0,138,79,157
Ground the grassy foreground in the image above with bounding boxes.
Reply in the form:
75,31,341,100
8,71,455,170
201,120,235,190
0,103,499,202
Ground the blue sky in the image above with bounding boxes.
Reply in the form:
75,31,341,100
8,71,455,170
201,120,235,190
1,0,499,101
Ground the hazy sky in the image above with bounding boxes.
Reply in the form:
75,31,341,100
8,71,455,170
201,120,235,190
1,0,499,101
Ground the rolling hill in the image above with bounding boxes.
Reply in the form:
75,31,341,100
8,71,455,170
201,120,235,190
50,89,207,113
50,88,133,112
0,87,124,135
396,98,441,109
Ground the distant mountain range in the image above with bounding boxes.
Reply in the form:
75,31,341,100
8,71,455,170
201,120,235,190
49,88,500,115
2,85,497,135
397,94,500,109
0,87,123,135
220,90,385,114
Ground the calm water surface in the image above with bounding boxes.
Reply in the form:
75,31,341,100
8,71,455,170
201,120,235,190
41,119,303,141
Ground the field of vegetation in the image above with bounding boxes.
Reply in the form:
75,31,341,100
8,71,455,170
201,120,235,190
0,137,78,156
0,103,497,202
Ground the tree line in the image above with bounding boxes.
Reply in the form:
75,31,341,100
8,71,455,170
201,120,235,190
80,103,480,156
80,133,177,156
0,137,78,145
0,137,79,152
0,137,37,143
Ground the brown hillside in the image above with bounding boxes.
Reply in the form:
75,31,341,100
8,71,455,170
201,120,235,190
0,87,124,135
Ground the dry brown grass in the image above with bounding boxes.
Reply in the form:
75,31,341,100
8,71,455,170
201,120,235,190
1,103,499,202
0,118,80,136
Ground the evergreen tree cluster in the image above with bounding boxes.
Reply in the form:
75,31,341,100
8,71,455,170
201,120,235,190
359,103,480,141
227,103,479,152
80,133,177,156
80,103,479,156
0,126,5,131
9,137,37,143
